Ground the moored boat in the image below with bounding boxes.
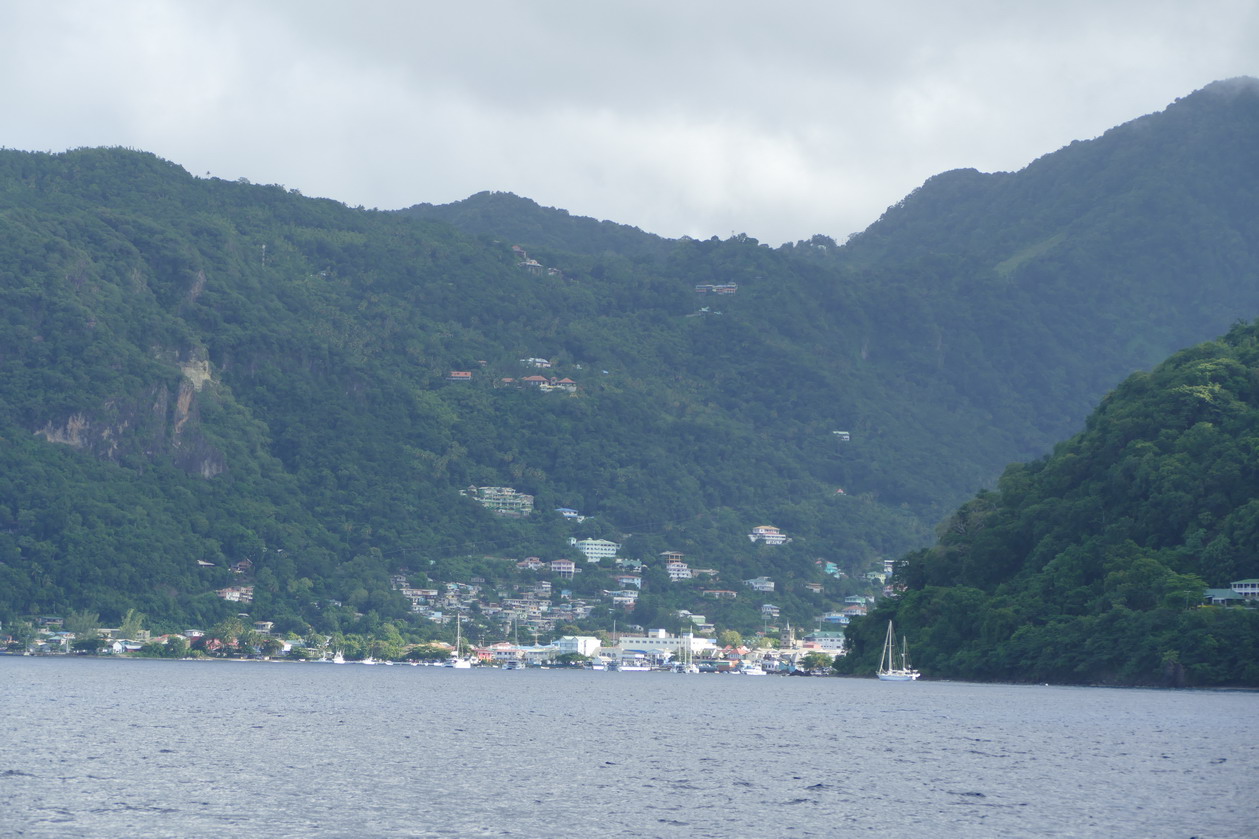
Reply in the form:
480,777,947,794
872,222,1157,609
877,620,920,681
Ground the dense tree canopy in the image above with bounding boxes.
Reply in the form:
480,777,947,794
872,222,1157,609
841,321,1259,686
2,79,1258,669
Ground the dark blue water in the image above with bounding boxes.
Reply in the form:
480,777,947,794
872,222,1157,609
2,657,1254,838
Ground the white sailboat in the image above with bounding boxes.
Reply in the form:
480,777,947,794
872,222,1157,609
673,630,700,673
877,620,920,681
444,615,474,668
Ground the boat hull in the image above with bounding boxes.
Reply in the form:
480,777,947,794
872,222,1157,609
877,671,920,681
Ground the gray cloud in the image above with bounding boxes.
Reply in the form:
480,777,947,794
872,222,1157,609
2,1,1255,244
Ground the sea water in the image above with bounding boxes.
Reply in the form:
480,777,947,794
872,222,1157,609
1,657,1254,838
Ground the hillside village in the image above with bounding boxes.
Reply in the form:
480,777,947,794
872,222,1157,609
6,499,889,667
386,544,879,640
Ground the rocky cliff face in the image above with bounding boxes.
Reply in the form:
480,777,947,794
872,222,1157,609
33,355,225,478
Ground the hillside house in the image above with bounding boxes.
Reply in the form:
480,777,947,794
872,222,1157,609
607,590,639,607
400,588,439,611
703,590,738,600
519,375,578,393
748,525,790,545
519,357,552,368
216,585,254,603
666,560,692,580
571,537,620,562
1232,578,1259,599
612,573,642,589
463,485,534,517
447,371,473,382
816,560,843,578
550,559,577,579
744,576,775,593
516,557,545,571
1205,588,1247,605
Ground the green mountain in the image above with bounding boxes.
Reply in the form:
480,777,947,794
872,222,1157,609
1,78,1257,658
400,190,675,263
840,321,1259,686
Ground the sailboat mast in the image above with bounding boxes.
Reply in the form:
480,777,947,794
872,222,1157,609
881,620,896,672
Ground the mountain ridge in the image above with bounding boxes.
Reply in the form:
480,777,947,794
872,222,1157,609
0,79,1256,675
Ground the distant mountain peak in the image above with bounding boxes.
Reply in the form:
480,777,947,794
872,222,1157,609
397,189,672,261
1194,75,1259,97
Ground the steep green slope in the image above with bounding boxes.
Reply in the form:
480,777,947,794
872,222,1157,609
0,148,921,637
3,77,1259,651
841,321,1259,686
419,79,1259,522
822,77,1259,448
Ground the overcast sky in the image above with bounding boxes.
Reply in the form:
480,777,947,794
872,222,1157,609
2,2,1256,245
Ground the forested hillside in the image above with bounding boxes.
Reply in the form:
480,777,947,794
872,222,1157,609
840,321,1259,686
1,78,1257,661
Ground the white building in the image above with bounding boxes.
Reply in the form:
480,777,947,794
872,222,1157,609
665,560,692,580
1232,578,1259,600
744,576,776,593
216,585,254,603
612,629,716,660
804,630,846,652
612,573,642,589
748,525,790,545
570,537,620,562
555,635,602,657
606,589,639,607
463,485,534,516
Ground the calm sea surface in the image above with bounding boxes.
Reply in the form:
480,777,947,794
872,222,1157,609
1,657,1254,838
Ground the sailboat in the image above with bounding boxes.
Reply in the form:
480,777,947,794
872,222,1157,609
502,619,523,669
444,615,474,668
877,620,920,681
673,631,700,673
